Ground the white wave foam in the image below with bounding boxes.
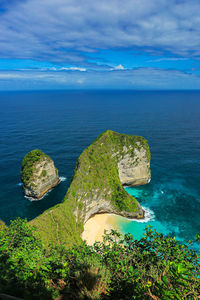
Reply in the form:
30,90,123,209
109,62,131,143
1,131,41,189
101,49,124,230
25,178,65,201
131,206,155,223
60,176,67,182
25,187,54,201
24,195,37,202
16,182,23,186
24,191,50,202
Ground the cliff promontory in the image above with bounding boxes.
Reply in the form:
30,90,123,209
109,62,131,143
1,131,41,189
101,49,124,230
21,149,60,199
31,130,151,247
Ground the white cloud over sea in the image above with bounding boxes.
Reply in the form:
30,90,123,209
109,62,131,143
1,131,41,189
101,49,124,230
1,68,200,90
0,0,200,89
0,0,200,61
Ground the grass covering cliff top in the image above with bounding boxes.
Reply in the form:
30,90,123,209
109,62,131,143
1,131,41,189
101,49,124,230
94,129,150,161
31,130,150,248
21,149,51,185
65,129,150,212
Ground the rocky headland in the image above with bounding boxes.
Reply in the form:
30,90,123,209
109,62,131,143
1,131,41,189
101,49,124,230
21,149,60,199
30,130,151,247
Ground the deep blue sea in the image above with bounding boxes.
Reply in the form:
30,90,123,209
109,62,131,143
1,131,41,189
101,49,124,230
0,90,200,249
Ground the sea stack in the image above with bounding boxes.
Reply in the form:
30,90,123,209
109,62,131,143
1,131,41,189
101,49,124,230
31,130,151,247
21,149,60,199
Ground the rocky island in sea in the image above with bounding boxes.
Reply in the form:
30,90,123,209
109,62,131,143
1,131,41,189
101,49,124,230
2,130,199,300
30,130,151,247
21,149,60,200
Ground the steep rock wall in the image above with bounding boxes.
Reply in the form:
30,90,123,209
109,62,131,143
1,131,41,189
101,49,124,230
30,130,151,247
21,150,60,199
118,143,150,186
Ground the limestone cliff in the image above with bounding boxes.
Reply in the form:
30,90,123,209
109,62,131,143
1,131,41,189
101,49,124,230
21,149,60,199
30,130,151,247
118,143,150,186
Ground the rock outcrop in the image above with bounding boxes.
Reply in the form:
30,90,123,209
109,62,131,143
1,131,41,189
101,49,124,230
30,130,151,247
118,143,151,186
71,130,151,224
21,149,60,199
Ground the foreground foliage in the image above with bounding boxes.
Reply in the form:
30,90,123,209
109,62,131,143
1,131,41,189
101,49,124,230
0,219,200,299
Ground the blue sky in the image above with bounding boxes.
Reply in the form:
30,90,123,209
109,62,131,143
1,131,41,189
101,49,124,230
0,0,200,90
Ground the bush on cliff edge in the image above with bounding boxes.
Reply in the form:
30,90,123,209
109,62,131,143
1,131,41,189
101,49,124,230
0,218,200,299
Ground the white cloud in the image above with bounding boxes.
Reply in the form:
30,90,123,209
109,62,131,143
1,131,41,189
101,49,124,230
0,0,200,63
1,68,200,90
111,64,125,70
60,67,86,72
148,58,189,62
42,66,87,71
77,78,84,84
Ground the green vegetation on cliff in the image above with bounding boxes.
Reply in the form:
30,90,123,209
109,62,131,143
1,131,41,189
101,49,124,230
0,220,5,230
0,219,200,299
66,129,150,213
31,130,150,247
21,149,50,185
1,132,199,299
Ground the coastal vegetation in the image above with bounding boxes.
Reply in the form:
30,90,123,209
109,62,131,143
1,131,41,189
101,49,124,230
0,218,199,299
30,130,150,247
1,130,200,298
0,220,5,230
21,149,60,199
21,149,50,186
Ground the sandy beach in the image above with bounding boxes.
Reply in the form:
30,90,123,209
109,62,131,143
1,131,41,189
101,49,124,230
81,213,118,245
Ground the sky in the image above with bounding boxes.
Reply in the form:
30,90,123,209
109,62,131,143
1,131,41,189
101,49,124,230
0,0,200,90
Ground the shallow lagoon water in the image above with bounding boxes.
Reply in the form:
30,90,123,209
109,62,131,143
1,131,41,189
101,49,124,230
0,90,200,249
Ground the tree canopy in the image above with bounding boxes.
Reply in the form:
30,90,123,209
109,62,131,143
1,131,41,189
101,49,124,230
0,218,200,299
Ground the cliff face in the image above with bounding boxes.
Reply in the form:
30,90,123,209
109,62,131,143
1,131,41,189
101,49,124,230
30,131,151,247
118,143,151,186
70,130,150,224
21,149,60,199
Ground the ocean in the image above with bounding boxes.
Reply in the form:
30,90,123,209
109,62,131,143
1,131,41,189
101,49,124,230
0,90,200,249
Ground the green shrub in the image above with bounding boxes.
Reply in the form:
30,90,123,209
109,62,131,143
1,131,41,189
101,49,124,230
21,149,50,185
0,219,5,231
0,219,109,299
0,219,200,299
42,170,47,177
94,227,200,299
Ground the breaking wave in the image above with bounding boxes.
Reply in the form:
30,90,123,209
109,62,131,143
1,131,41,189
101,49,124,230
60,176,67,182
132,206,155,223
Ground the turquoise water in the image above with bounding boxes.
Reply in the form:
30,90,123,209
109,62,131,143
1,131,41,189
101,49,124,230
121,187,183,242
0,90,200,250
119,183,199,250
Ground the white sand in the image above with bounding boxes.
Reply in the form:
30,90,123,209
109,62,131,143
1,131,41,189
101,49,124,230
81,213,118,245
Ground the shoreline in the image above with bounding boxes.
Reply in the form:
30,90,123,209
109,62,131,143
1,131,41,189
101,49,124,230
81,207,154,245
24,178,61,201
81,213,119,245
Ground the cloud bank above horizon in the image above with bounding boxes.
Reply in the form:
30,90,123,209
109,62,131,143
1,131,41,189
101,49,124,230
0,0,200,90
